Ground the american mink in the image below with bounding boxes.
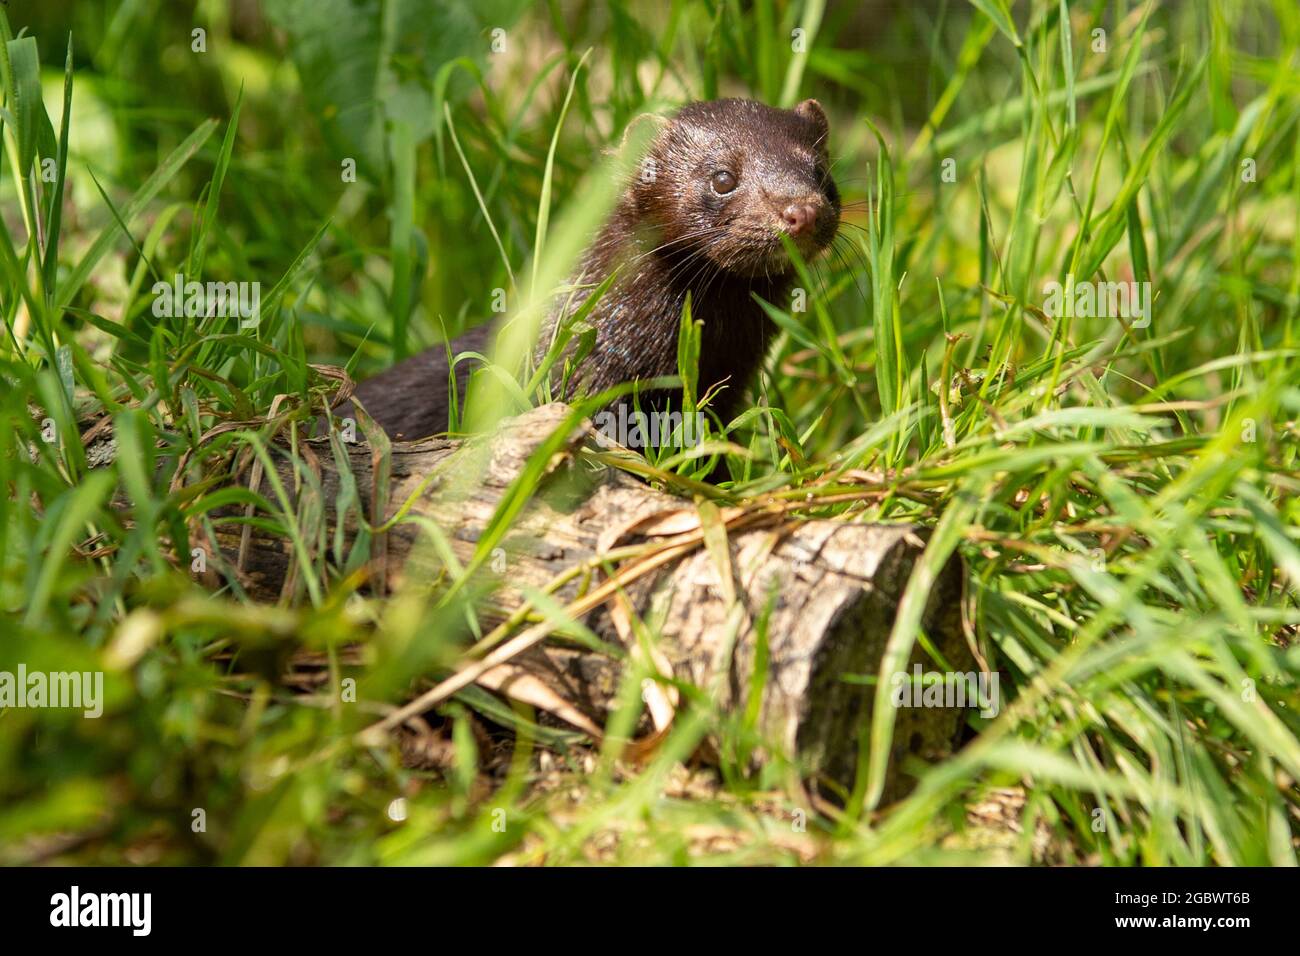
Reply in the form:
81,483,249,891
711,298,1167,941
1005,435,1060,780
342,98,840,442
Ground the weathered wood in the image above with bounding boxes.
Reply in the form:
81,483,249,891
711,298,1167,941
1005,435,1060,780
199,404,973,799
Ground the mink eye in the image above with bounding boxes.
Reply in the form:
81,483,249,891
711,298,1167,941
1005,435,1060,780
710,169,737,194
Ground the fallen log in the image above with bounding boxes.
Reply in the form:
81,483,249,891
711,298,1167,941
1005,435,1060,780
193,403,974,800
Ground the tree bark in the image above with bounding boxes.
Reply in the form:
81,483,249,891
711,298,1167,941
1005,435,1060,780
188,403,974,800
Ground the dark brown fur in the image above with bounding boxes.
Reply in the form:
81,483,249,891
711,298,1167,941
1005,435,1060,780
343,98,840,441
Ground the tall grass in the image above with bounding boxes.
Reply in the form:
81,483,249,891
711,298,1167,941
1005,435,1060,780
1,0,1298,865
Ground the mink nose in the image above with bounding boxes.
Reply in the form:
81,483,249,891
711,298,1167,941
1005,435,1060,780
780,201,819,237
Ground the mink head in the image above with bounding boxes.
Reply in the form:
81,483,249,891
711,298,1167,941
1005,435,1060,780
630,98,841,279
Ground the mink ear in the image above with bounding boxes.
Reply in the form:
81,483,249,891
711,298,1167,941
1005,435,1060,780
609,111,671,158
794,98,830,150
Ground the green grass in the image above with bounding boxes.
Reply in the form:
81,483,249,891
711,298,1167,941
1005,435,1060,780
2,0,1299,865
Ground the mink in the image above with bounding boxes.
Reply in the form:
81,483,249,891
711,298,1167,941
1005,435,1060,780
339,98,840,443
